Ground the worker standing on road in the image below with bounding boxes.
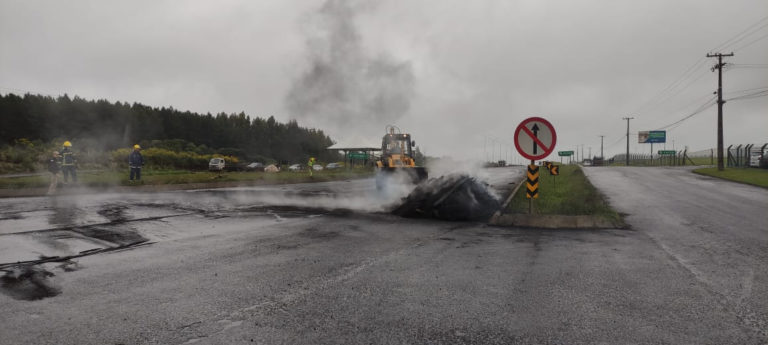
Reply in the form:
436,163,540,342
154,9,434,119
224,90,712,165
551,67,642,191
129,144,144,182
46,151,61,195
308,157,316,177
59,141,77,183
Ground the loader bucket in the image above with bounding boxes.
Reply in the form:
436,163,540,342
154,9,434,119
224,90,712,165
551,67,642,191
375,167,428,189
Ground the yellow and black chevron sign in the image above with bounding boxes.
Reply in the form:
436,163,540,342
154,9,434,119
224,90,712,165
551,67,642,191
526,164,539,199
549,165,559,175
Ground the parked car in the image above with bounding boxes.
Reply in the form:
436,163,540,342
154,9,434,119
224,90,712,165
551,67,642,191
325,162,344,170
225,163,247,172
208,158,225,171
288,164,303,172
245,162,265,171
312,164,323,171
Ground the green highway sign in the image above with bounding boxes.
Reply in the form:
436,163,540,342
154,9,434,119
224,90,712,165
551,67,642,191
558,151,574,157
658,150,676,155
348,152,369,159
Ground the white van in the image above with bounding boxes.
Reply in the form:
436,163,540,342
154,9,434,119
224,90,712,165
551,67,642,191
209,158,225,171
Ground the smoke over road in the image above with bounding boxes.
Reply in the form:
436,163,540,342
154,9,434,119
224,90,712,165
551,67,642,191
285,0,415,139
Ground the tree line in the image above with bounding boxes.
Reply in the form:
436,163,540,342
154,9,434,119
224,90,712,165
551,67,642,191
0,93,339,163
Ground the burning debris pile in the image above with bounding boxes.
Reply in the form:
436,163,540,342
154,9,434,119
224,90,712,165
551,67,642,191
392,174,500,221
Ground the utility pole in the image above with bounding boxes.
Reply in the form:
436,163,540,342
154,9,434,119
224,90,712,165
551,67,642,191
599,135,605,159
492,139,495,162
622,117,634,166
707,52,733,171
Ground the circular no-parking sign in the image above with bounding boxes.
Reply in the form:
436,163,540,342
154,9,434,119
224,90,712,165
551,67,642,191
514,117,557,161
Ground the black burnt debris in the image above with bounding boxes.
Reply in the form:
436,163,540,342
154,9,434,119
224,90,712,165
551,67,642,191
392,174,500,221
0,266,62,301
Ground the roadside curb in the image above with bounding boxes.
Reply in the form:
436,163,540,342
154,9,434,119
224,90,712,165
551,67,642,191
488,175,526,224
490,213,625,229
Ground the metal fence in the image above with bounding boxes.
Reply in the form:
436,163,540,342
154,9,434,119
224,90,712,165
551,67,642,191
727,143,767,168
607,143,767,168
609,149,695,166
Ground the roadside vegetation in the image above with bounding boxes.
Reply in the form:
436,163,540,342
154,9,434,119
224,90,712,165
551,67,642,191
0,93,341,174
507,165,622,223
693,167,768,188
0,93,375,191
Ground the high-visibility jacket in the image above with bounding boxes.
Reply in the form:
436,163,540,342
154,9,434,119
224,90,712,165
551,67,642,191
60,148,76,166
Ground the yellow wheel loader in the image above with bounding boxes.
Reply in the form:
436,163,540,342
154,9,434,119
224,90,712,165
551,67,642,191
375,126,428,189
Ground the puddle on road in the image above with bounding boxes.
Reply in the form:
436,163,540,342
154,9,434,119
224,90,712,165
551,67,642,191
72,225,148,247
0,266,62,301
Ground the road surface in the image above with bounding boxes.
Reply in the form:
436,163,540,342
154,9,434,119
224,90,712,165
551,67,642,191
0,166,766,344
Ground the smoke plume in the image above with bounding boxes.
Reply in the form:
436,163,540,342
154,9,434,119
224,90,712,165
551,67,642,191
285,0,414,139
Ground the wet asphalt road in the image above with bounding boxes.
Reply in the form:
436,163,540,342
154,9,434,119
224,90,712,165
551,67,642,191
0,166,766,344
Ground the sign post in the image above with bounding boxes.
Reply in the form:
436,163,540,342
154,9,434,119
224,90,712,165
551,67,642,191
514,117,557,213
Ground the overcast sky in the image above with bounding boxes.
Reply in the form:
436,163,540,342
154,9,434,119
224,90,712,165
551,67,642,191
1,0,766,162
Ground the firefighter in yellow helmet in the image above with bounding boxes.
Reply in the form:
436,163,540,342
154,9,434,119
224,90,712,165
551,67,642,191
59,141,77,183
307,157,316,177
129,144,144,182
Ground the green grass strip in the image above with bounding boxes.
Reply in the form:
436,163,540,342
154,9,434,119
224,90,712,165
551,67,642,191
693,167,768,188
507,165,622,222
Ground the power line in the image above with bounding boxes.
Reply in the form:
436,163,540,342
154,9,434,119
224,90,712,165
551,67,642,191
605,135,626,148
717,22,768,52
648,87,767,132
729,63,768,67
726,89,768,102
709,15,768,53
733,31,768,51
726,86,768,95
655,96,717,131
639,69,709,116
664,92,716,115
631,57,707,115
632,16,768,125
